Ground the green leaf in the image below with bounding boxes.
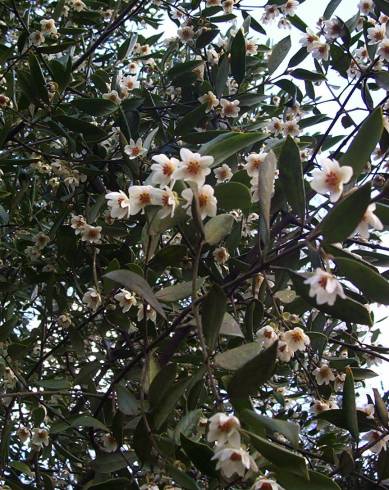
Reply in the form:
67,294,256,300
104,269,166,318
342,368,359,439
116,385,139,416
289,271,373,326
334,256,389,305
241,409,300,449
228,341,278,398
91,452,132,473
219,313,244,338
245,430,308,479
149,245,187,270
323,0,342,19
167,60,204,81
166,464,200,490
258,150,277,244
199,131,266,167
204,213,235,245
56,115,107,141
72,98,118,116
340,107,383,178
373,388,388,427
155,278,205,303
202,285,227,350
374,0,389,16
88,479,131,490
278,136,306,218
351,367,378,380
268,36,291,75
152,377,193,430
231,29,246,84
28,53,49,104
51,415,109,434
276,470,341,490
36,378,70,390
319,183,371,244
290,69,326,81
215,54,230,97
176,104,207,136
215,342,262,370
214,182,251,213
180,434,217,478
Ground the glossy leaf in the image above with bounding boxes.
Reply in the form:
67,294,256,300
180,434,217,478
201,284,227,350
268,36,291,75
214,182,251,213
342,368,359,439
231,29,246,84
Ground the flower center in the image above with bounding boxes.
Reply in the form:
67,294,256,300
131,147,141,156
325,171,340,189
163,162,174,176
187,160,200,175
291,331,303,343
261,484,273,490
139,192,151,205
230,452,242,461
198,194,208,208
318,276,328,289
218,419,235,432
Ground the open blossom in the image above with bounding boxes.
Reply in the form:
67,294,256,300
31,428,49,449
207,48,219,65
199,91,219,112
352,203,384,239
283,119,300,137
114,289,137,312
207,0,222,5
257,326,278,348
152,187,178,218
313,363,336,385
80,224,102,244
277,341,294,362
103,90,121,104
222,0,235,14
220,99,240,118
82,288,102,311
150,154,179,186
212,447,257,478
105,190,131,219
244,152,267,177
101,433,118,453
358,0,373,14
182,185,217,220
40,19,57,36
128,185,157,215
362,431,389,453
17,426,30,444
245,39,258,55
310,158,353,202
33,232,50,249
253,478,284,490
300,29,320,52
124,138,146,159
120,75,140,92
213,246,230,264
177,25,195,43
137,304,157,323
283,327,310,353
367,24,386,44
71,0,86,11
127,61,138,75
173,148,213,187
57,313,72,328
311,41,330,61
304,268,346,306
267,117,284,136
214,164,232,183
281,0,299,15
30,31,45,46
311,399,331,414
207,413,241,447
377,38,389,60
323,18,344,40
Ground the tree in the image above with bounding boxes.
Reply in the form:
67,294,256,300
0,0,388,488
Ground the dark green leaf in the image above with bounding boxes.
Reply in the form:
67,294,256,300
56,115,107,141
290,69,326,81
268,36,291,75
72,98,118,116
231,29,246,84
215,342,262,370
28,53,49,104
342,368,359,439
276,470,341,490
176,104,207,136
214,182,251,213
202,285,227,350
180,434,217,478
323,0,342,19
116,385,139,416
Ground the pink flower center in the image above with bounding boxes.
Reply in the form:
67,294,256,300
325,171,340,189
187,160,201,175
139,192,151,205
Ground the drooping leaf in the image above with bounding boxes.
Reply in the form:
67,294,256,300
258,150,277,244
268,36,291,75
342,368,359,440
180,434,217,478
176,104,207,136
104,269,166,318
215,342,262,371
214,182,251,213
231,29,246,84
201,285,227,350
116,385,139,416
28,53,49,104
155,278,205,303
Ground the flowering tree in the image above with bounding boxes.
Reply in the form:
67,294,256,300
0,0,389,488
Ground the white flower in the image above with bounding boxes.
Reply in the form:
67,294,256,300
214,164,233,183
17,426,30,444
82,288,102,311
207,48,219,65
71,0,86,11
310,158,353,202
304,268,346,306
136,44,151,56
33,232,50,249
367,24,386,44
358,0,373,14
124,138,146,159
282,327,310,353
377,38,389,60
323,19,343,40
40,19,57,36
362,431,389,454
220,99,240,118
105,190,131,219
57,313,72,328
173,148,214,187
358,403,375,419
213,246,230,264
277,340,294,362
313,363,336,385
207,413,241,447
80,224,102,244
102,433,118,453
352,203,384,239
262,5,280,22
212,447,257,478
177,25,195,43
278,18,292,29
31,428,49,449
103,90,121,104
222,0,235,14
199,91,219,113
253,478,284,490
137,304,157,323
283,119,300,137
30,31,45,46
114,289,137,312
257,326,278,348
267,117,284,136
128,185,157,215
300,29,320,52
311,399,331,414
244,152,267,177
150,154,179,186
245,39,258,55
182,185,217,220
152,187,178,218
120,75,140,93
127,61,138,75
311,41,330,61
281,0,299,16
